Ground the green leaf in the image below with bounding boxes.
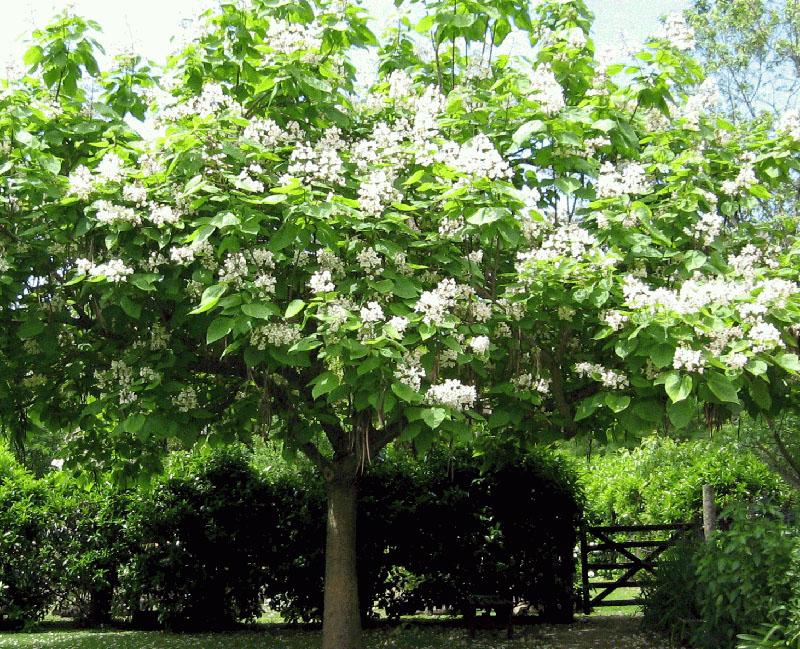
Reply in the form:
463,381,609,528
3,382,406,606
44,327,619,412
667,398,695,429
575,395,601,422
391,382,421,403
190,284,227,314
311,371,339,400
120,296,141,319
748,378,772,411
209,212,240,228
592,118,617,133
650,344,674,369
392,277,418,299
512,120,545,146
207,317,233,344
18,320,44,340
421,407,447,429
466,207,509,226
775,352,800,372
665,372,692,403
285,299,305,319
261,194,288,205
706,371,739,403
289,336,322,352
241,303,277,319
604,393,631,413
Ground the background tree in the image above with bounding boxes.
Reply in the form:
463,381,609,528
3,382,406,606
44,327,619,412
687,0,800,119
2,1,800,647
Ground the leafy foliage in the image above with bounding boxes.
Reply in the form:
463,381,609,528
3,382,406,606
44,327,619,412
583,437,789,525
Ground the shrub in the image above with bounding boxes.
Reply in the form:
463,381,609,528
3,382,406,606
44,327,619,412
0,463,59,629
118,447,274,630
693,505,795,649
584,437,789,526
641,536,704,645
263,445,583,625
643,504,797,649
54,481,133,626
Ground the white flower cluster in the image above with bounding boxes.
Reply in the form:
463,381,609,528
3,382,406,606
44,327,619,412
251,322,302,349
439,216,465,238
172,386,199,412
574,362,629,390
360,301,384,323
162,83,238,121
414,278,459,326
94,360,138,406
512,374,551,395
387,315,409,334
673,346,705,373
394,351,425,391
623,271,798,318
309,270,336,294
97,153,125,183
350,121,406,171
266,19,322,60
219,252,249,286
93,200,140,226
425,379,477,411
749,319,785,353
777,108,800,140
235,164,266,193
469,336,490,355
123,183,148,205
681,78,719,129
596,161,650,198
388,70,414,102
356,247,383,277
529,65,565,115
452,133,513,180
242,117,296,148
603,310,628,331
721,153,756,195
287,128,345,186
358,169,401,216
149,203,181,227
691,212,724,245
66,166,92,199
659,12,695,51
76,257,133,283
170,239,214,266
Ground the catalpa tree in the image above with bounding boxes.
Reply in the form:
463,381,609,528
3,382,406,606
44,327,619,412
2,0,800,646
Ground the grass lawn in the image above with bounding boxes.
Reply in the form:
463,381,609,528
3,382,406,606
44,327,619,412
0,617,675,649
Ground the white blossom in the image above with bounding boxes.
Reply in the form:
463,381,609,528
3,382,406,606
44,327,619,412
469,335,490,355
425,379,477,411
360,301,384,323
309,270,336,294
673,346,705,373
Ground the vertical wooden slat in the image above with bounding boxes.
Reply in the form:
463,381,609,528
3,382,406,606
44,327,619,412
579,521,591,614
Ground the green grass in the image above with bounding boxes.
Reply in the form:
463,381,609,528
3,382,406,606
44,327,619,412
0,617,676,649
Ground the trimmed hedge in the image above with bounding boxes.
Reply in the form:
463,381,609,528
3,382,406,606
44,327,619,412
0,443,582,629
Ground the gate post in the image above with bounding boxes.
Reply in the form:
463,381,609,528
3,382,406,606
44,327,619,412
702,484,717,540
579,521,591,614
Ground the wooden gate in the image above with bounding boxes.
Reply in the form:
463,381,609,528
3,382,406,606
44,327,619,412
579,522,699,613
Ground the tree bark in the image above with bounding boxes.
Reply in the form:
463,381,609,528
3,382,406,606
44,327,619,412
322,462,361,649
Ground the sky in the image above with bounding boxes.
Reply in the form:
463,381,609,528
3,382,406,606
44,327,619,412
0,0,690,71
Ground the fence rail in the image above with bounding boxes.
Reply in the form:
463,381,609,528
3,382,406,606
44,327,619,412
579,521,699,613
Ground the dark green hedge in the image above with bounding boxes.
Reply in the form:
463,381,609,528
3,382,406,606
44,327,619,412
0,443,582,630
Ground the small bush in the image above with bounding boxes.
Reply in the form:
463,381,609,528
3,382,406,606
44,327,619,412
118,447,274,630
693,505,795,649
642,535,704,645
584,437,789,526
643,504,797,649
54,482,133,625
0,463,59,629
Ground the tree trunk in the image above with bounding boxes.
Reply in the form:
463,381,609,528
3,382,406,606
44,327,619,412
322,465,361,649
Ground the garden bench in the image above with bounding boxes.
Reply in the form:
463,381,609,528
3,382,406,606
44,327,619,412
462,595,514,639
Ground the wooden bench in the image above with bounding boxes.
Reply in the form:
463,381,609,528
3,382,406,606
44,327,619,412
462,595,514,639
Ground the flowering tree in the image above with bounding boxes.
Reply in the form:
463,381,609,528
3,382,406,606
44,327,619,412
2,0,800,646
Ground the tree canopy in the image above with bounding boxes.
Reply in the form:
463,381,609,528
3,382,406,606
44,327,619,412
2,0,800,645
